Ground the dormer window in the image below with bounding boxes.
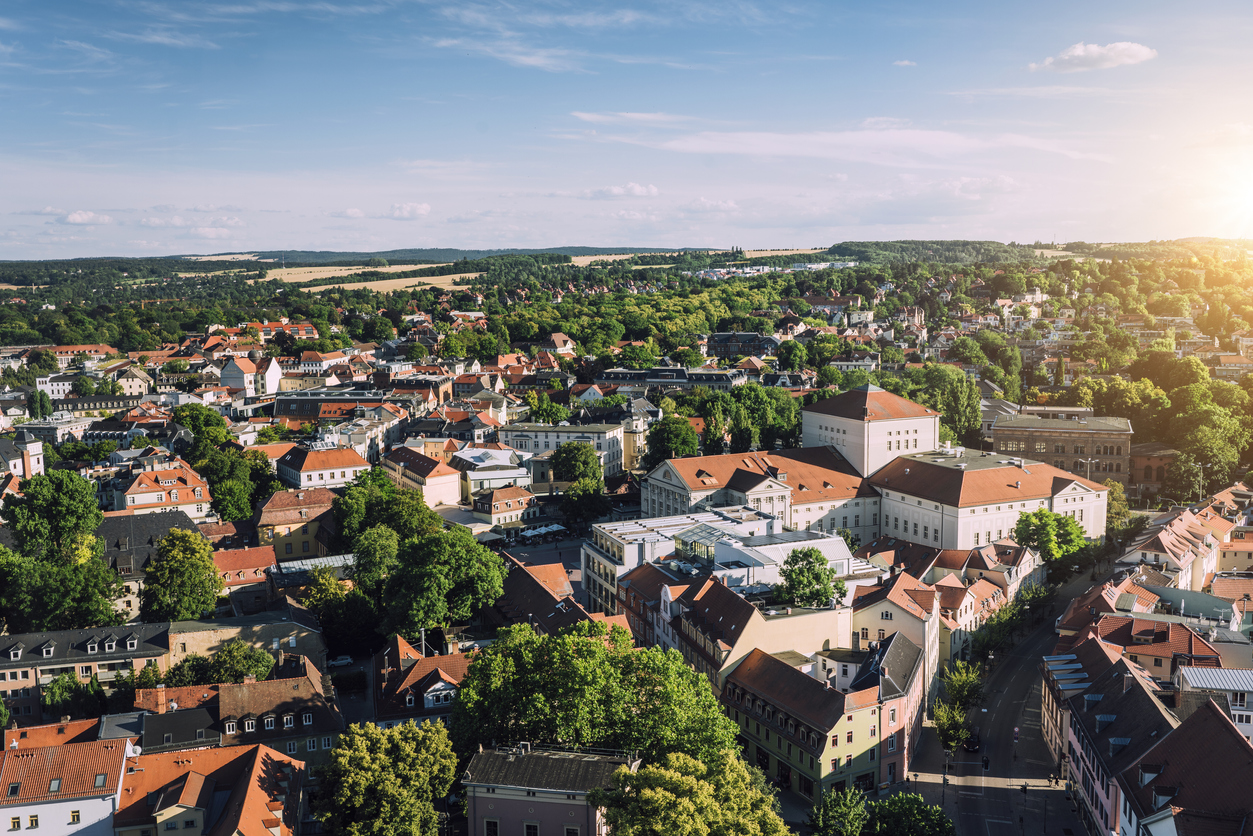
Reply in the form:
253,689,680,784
264,717,274,730
41,647,53,658
126,639,137,650
302,713,312,725
245,720,256,733
105,641,116,652
7,649,18,661
405,693,415,707
87,642,98,654
225,721,236,734
282,715,294,729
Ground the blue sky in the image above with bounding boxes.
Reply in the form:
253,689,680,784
2,0,1252,258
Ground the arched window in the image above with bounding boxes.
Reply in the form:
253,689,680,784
1116,446,1122,456
1116,463,1121,473
1144,465,1153,480
1156,466,1165,482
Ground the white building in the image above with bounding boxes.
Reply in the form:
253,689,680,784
497,422,626,475
275,443,371,489
0,738,129,836
1176,666,1253,741
801,384,942,478
220,354,281,397
867,449,1109,550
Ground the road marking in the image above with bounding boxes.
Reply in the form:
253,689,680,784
985,819,1015,835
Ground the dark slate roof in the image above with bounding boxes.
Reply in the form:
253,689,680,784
727,648,847,733
0,623,169,671
849,630,923,700
141,708,222,752
97,510,200,577
463,748,633,792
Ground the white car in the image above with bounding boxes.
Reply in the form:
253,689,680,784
327,655,354,668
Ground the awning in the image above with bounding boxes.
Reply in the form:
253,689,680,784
519,529,537,537
475,531,504,543
548,524,566,532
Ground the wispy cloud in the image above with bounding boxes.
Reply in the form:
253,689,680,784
432,37,583,72
14,206,66,216
139,215,191,227
330,208,366,218
1030,41,1157,73
0,17,20,31
572,111,690,125
893,59,916,66
57,210,112,225
383,202,431,219
107,27,221,49
59,40,115,61
861,117,911,129
581,182,659,199
184,227,233,239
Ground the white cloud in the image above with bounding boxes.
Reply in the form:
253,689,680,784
893,59,916,66
384,202,431,220
106,28,221,49
15,206,66,216
1030,42,1157,73
58,210,112,225
331,208,366,218
188,203,243,213
185,227,233,239
0,17,20,30
572,111,689,125
212,216,245,227
685,197,740,213
581,182,659,199
431,37,582,72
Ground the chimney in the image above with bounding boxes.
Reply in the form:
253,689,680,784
1123,673,1135,694
243,674,257,684
156,686,167,714
20,449,32,477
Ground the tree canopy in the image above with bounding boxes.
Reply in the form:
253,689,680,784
139,529,224,622
777,547,844,608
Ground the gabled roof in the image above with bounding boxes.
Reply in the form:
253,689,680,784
659,446,875,504
97,510,200,576
0,739,129,804
852,571,936,621
677,578,761,652
802,384,938,422
848,631,923,701
869,452,1107,508
464,748,631,792
383,446,458,478
727,648,849,732
277,446,370,472
3,719,100,750
373,634,473,722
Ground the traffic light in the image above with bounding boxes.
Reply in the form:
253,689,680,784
982,756,989,771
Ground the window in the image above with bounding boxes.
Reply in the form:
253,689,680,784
889,708,897,724
225,722,236,734
878,630,885,640
6,785,17,798
80,666,92,676
264,717,275,730
245,720,256,732
525,825,538,836
27,819,36,830
887,733,897,752
307,738,316,752
846,731,853,744
286,741,297,754
1153,658,1162,668
1233,693,1247,709
46,779,59,793
323,737,332,749
272,638,280,650
183,821,196,830
303,712,312,725
70,813,79,825
302,541,310,553
127,639,137,650
283,715,294,729
94,774,106,788
285,543,292,554
165,826,178,833
163,734,172,745
484,823,499,836
566,829,580,836
9,818,18,832
289,636,297,648
86,642,97,654
881,611,893,621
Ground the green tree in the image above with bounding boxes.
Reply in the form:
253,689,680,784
209,638,276,683
383,527,507,635
0,549,123,632
333,473,443,546
1104,479,1130,532
351,525,399,610
704,408,727,456
363,317,395,343
1013,509,1086,563
641,416,699,471
173,403,230,449
523,390,571,424
809,786,870,836
140,529,224,622
561,477,612,527
864,793,956,836
590,749,788,836
776,340,808,372
816,366,842,388
729,406,759,453
932,699,970,751
550,441,603,483
1,470,104,562
163,653,214,687
939,660,984,711
41,671,107,720
452,623,738,766
314,721,457,836
108,663,163,713
71,375,97,396
777,547,842,608
405,342,429,361
619,343,658,370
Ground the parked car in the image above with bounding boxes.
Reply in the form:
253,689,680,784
327,655,354,668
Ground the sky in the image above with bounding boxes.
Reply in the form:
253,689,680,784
2,0,1253,259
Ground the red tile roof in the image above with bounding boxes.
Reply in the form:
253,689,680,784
0,739,129,805
802,384,938,422
277,446,370,472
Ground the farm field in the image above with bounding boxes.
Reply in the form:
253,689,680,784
252,263,445,283
310,271,484,293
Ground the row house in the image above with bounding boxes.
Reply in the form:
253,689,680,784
0,739,130,836
0,624,169,722
254,488,337,559
1039,634,1125,771
850,571,941,704
275,444,371,490
219,355,281,396
1116,509,1220,592
49,344,117,368
1057,616,1223,685
706,332,782,359
372,635,472,729
1175,666,1253,742
381,446,461,506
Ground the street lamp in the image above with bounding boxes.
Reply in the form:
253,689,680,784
1080,457,1099,481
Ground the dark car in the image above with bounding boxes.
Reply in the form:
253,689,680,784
963,729,981,752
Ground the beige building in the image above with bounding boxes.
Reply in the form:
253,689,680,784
254,488,337,558
381,446,461,506
167,604,327,671
990,413,1132,485
801,384,942,477
498,422,626,475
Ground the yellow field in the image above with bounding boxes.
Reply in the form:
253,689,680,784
260,263,445,282
1033,249,1076,257
570,253,649,266
310,272,484,293
742,248,826,258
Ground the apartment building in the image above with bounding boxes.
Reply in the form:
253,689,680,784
1115,509,1220,592
0,739,129,836
380,446,460,506
254,488,337,558
275,444,371,489
1039,634,1124,771
498,422,625,476
850,571,941,704
1175,667,1253,741
112,459,212,520
991,413,1133,486
372,635,472,729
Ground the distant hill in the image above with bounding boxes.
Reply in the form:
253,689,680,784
826,240,1039,264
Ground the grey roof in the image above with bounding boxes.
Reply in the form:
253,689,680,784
0,623,169,670
991,414,1132,433
1178,667,1253,691
142,708,222,752
464,748,634,792
97,510,200,577
99,711,145,740
850,631,923,700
